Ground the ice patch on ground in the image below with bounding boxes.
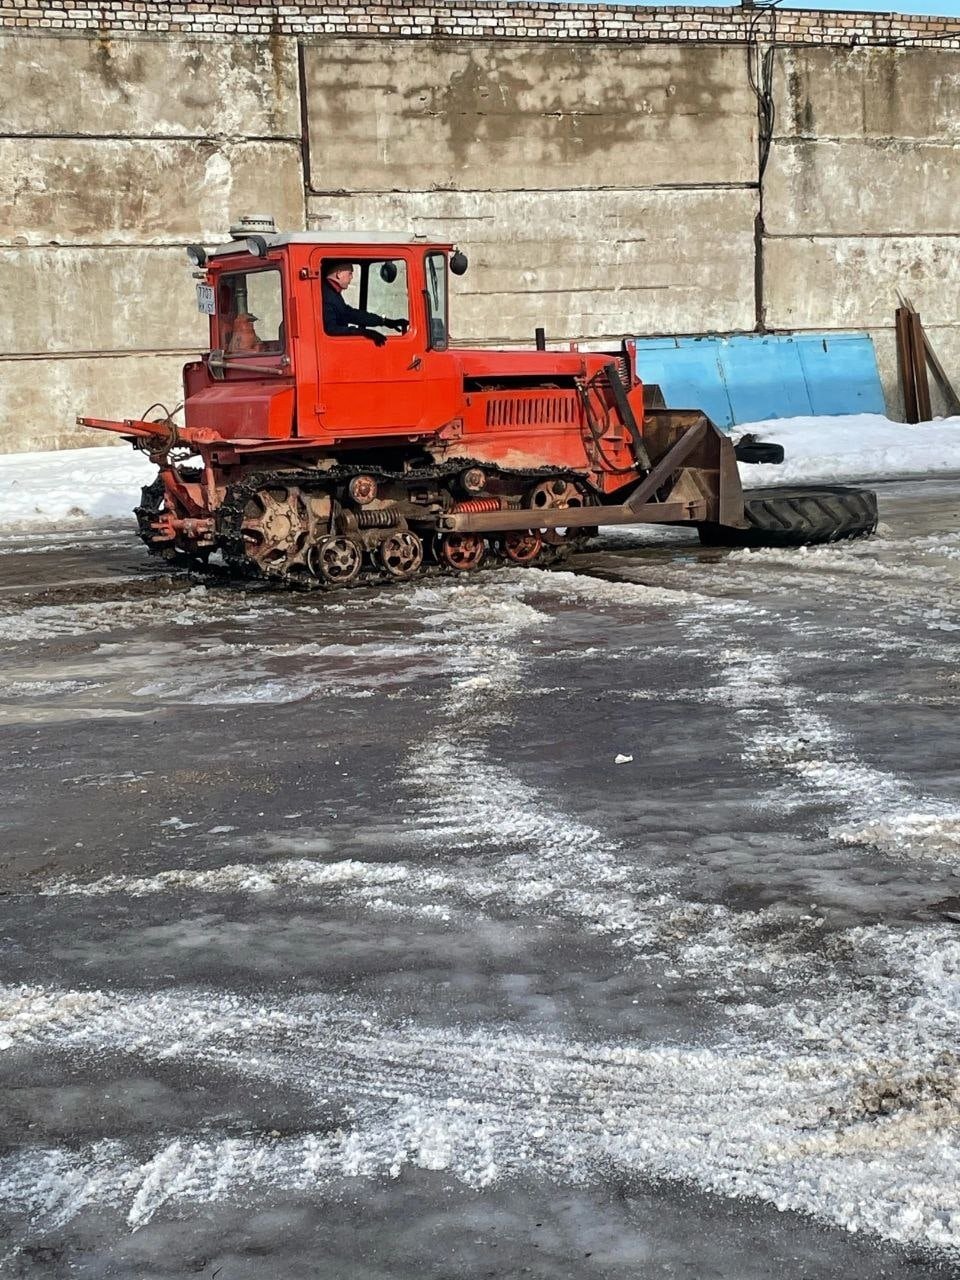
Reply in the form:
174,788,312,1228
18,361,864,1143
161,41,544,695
834,813,960,860
523,567,714,610
0,588,288,644
130,639,441,704
38,858,414,899
1,935,959,1251
714,642,960,862
0,678,98,698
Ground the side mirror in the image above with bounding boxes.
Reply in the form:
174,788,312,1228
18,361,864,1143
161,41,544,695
379,260,398,284
450,250,468,276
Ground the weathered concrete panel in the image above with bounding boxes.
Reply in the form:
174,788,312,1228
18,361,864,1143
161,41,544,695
0,34,300,139
774,46,960,143
763,235,960,329
308,188,758,339
0,248,209,354
1,139,305,246
304,39,757,191
763,137,960,236
0,354,187,453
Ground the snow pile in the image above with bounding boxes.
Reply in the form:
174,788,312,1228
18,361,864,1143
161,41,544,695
0,415,958,533
735,414,960,486
0,445,151,529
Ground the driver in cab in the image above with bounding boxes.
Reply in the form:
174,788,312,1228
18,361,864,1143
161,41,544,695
322,261,408,347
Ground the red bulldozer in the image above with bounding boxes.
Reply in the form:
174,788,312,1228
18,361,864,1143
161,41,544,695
80,215,877,587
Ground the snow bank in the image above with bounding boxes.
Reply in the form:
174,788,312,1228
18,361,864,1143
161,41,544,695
0,416,958,533
0,445,152,529
735,414,960,486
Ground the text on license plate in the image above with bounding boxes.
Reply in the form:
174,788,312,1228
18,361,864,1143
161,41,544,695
196,284,215,315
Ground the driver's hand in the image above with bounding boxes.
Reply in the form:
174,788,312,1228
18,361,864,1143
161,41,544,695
385,318,409,335
364,330,388,347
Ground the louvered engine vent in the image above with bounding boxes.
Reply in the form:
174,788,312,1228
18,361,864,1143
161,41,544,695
484,391,580,428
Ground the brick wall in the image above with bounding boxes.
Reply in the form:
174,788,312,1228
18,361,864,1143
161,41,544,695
2,7,960,448
3,0,960,49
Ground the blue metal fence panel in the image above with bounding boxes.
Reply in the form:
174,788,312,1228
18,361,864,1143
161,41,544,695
794,333,887,416
720,334,813,423
629,337,732,426
631,331,884,428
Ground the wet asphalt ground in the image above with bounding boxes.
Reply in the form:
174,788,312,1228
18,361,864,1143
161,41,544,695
0,477,958,1278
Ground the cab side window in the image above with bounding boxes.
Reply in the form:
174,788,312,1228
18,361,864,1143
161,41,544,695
322,258,409,337
218,269,284,354
368,261,409,323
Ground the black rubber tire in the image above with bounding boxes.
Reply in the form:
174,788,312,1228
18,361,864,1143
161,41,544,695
734,441,785,465
698,485,878,547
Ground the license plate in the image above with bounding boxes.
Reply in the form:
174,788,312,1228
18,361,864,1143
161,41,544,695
196,283,215,315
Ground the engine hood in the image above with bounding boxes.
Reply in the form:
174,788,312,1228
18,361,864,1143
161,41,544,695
453,348,617,381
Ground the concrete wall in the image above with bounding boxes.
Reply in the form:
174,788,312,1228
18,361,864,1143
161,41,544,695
314,37,960,418
304,41,758,189
0,32,305,452
304,39,758,342
2,16,959,449
763,46,960,418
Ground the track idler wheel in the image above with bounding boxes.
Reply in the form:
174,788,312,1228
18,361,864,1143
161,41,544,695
309,535,363,585
438,532,486,572
501,530,544,565
378,530,424,579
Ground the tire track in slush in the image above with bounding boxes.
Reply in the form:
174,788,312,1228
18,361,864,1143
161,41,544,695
7,570,960,1256
1,923,958,1251
34,577,838,994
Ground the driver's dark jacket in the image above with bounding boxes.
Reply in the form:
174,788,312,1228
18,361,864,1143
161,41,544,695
322,282,386,335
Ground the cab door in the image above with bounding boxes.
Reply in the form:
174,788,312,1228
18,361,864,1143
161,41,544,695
311,251,425,438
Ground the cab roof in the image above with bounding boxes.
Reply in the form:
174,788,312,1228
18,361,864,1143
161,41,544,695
209,231,450,258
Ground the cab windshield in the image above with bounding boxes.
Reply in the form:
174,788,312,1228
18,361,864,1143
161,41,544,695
216,268,286,365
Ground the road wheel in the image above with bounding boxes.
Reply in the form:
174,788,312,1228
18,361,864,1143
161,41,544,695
438,532,486,572
699,486,878,547
308,534,363,585
378,530,424,579
501,530,544,565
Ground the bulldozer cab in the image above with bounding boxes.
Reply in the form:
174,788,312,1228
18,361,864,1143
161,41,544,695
189,228,464,443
